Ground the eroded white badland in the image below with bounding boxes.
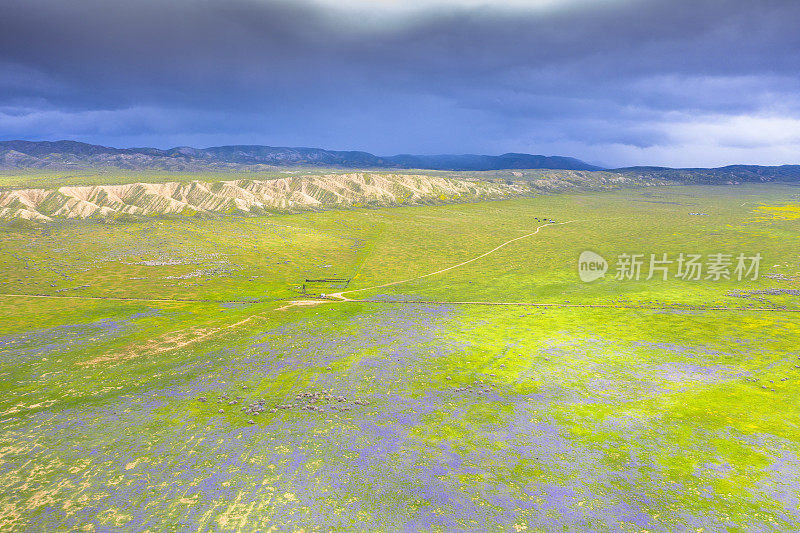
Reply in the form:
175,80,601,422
0,173,524,221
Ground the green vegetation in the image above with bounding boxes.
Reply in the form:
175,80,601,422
0,169,349,189
0,184,798,531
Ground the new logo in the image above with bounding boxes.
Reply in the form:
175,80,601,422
578,251,608,282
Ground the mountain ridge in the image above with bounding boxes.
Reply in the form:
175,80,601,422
2,141,798,184
0,140,603,172
0,170,662,222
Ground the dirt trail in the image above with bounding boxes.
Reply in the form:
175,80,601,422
5,219,796,317
328,221,575,301
81,313,273,366
9,217,798,368
322,219,798,312
274,299,329,311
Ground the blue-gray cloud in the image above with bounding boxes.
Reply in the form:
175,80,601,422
1,0,799,166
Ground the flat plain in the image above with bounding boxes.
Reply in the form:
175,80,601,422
1,183,799,532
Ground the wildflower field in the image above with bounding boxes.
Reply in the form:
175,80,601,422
1,184,799,532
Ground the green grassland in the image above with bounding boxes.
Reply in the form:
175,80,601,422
0,169,460,189
0,169,340,189
0,184,799,531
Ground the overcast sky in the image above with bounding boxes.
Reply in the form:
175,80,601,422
1,0,800,167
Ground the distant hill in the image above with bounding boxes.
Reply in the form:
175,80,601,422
0,140,603,172
384,153,599,171
2,141,798,183
614,165,800,184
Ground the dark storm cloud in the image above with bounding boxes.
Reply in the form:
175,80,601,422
1,0,799,165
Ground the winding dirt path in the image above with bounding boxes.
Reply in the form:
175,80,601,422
320,219,799,313
327,221,575,301
4,220,797,316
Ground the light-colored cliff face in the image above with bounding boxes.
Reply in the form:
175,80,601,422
0,173,524,222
